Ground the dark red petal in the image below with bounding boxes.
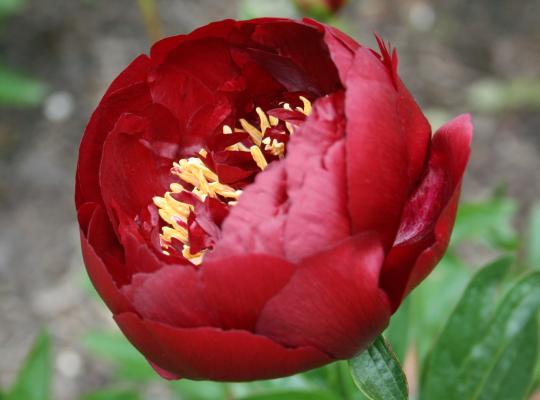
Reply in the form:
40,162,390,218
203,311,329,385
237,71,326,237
282,92,351,262
99,112,173,220
78,203,133,314
150,20,237,66
256,234,391,359
114,312,331,381
373,36,432,187
76,81,152,208
148,39,238,126
201,254,295,331
121,265,218,329
344,47,409,249
304,19,359,84
397,78,432,187
250,21,342,96
117,214,166,276
381,114,473,309
209,161,288,259
103,54,151,99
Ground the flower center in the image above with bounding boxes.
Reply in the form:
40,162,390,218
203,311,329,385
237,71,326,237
153,96,313,265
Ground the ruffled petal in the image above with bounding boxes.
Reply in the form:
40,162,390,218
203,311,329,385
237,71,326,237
282,91,350,261
381,114,473,309
114,312,331,381
209,161,289,259
256,234,391,359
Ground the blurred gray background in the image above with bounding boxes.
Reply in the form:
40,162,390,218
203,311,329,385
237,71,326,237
0,0,538,398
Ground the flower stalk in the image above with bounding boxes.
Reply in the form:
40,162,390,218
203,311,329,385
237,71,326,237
137,0,162,42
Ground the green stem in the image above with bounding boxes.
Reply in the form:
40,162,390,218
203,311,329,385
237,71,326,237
224,383,235,400
137,0,163,43
337,361,352,400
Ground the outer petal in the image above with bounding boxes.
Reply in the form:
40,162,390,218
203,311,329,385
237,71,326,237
256,234,391,359
202,254,295,331
381,114,473,309
374,37,432,186
78,203,133,314
114,312,331,381
344,47,409,248
76,56,152,208
121,265,218,329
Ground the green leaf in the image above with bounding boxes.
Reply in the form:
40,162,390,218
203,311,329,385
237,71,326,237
0,64,46,107
7,330,51,400
421,258,540,400
384,297,410,362
410,252,473,360
527,202,540,269
237,389,338,400
475,317,538,400
349,336,408,400
81,388,141,400
452,196,518,251
83,331,156,381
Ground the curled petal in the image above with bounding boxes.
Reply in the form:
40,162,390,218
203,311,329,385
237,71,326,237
283,91,350,261
381,114,473,309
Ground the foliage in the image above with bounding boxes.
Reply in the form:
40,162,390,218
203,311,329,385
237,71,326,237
3,331,51,400
350,336,408,400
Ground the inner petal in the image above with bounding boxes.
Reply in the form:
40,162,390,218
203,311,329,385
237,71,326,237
152,96,313,265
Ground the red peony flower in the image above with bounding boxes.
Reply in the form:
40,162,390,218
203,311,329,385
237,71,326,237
76,18,472,381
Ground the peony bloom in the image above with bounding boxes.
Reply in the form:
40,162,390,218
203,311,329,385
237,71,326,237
76,18,472,381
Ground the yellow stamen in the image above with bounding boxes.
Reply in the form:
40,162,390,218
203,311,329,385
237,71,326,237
182,245,203,265
269,115,279,126
198,148,208,158
239,118,263,146
262,137,286,158
250,145,268,170
256,107,270,133
225,142,250,152
154,96,313,264
298,95,312,115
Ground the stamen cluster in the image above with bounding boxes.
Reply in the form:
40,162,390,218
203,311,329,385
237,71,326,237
153,97,313,264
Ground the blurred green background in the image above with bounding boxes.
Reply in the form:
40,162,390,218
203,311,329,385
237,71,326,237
0,0,539,399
